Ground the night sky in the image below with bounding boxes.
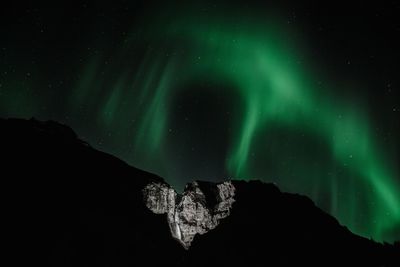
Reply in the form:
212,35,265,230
0,1,399,242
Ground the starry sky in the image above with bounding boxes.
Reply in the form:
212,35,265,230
0,1,399,243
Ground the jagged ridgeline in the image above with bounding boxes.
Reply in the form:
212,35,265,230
1,118,399,266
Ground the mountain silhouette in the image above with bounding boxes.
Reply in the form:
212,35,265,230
1,118,398,266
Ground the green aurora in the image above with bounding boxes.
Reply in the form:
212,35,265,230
1,7,399,242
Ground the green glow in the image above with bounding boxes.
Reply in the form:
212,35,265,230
1,8,399,243
125,14,399,242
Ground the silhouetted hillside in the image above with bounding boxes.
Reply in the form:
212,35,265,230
1,118,398,266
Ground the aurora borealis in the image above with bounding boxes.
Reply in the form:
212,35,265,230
0,1,399,243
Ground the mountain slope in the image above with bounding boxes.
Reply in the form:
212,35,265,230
1,118,398,266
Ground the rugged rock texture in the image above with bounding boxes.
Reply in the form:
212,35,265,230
143,181,235,248
1,118,399,266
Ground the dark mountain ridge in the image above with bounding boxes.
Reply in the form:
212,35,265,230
1,118,398,266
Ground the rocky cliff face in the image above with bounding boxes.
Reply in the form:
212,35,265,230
143,181,235,249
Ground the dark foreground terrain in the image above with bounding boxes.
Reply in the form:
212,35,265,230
1,118,398,266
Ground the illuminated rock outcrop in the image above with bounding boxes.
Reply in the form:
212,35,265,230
143,181,235,249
